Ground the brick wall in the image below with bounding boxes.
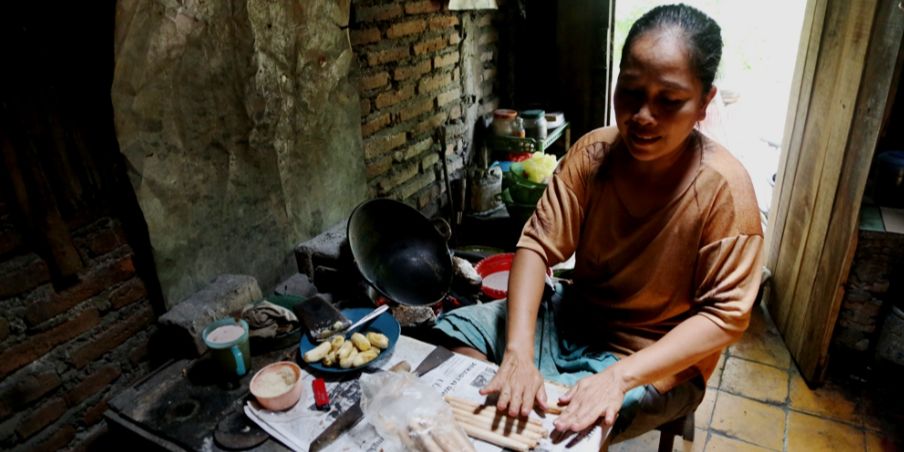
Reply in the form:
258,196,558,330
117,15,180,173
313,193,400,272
0,204,158,450
832,230,904,353
351,0,501,214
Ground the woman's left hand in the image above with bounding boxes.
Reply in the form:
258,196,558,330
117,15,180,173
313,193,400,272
553,367,628,433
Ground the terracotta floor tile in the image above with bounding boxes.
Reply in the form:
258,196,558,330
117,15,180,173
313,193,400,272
710,392,785,450
729,306,791,369
720,357,789,404
708,355,725,389
786,411,864,451
788,369,860,424
705,432,777,451
672,428,707,452
610,430,660,451
695,389,718,429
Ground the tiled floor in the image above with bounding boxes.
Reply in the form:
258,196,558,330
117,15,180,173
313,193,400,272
611,304,903,452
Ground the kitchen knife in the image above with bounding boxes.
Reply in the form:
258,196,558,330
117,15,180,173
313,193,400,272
308,346,454,452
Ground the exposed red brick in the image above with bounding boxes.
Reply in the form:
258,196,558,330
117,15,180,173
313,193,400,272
354,3,403,23
413,112,447,135
26,424,76,451
386,19,426,39
375,84,415,109
434,52,459,68
366,46,410,66
413,37,448,55
437,88,461,106
392,138,434,164
16,397,66,439
393,60,432,81
398,171,436,199
359,71,389,91
64,365,121,407
0,316,7,341
399,99,434,123
418,72,452,94
0,369,61,419
364,132,407,160
350,27,380,46
404,0,442,15
449,104,463,120
360,98,372,116
429,16,459,30
377,162,420,194
449,32,461,45
0,308,100,377
79,222,126,258
366,157,393,179
25,255,136,326
110,278,147,310
421,153,440,171
69,305,155,369
361,113,391,137
82,398,109,426
0,253,50,299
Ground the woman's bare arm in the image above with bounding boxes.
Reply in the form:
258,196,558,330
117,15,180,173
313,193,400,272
479,247,550,417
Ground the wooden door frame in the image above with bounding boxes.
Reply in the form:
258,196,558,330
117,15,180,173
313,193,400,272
764,0,904,384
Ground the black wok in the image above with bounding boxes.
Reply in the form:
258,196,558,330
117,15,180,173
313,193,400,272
347,199,453,306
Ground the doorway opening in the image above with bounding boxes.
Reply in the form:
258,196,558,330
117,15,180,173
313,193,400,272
609,0,808,223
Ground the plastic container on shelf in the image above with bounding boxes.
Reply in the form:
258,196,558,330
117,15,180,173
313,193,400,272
511,116,525,138
521,109,547,141
492,109,518,136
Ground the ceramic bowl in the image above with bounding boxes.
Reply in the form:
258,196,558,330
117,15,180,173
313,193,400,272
249,361,304,411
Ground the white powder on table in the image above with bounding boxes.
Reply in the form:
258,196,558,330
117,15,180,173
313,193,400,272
482,271,509,293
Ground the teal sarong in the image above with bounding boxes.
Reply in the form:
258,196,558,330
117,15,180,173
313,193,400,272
433,289,649,425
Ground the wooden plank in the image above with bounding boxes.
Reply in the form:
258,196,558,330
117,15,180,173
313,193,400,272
784,0,878,356
797,0,904,380
765,0,828,332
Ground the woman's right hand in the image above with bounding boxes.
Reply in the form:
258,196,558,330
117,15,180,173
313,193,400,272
480,347,547,417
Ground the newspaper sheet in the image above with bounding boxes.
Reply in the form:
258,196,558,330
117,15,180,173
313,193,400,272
245,336,609,451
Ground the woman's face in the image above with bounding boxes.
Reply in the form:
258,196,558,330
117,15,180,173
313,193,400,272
613,29,715,162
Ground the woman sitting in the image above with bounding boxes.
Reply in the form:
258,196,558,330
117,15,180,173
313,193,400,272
435,3,763,442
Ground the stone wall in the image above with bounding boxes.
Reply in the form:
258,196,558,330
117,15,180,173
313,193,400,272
0,211,157,450
350,0,501,213
832,230,904,352
112,0,368,307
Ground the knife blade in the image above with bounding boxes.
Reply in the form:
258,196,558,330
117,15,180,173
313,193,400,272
308,346,454,452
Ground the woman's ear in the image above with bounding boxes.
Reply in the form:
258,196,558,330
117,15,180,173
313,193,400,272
698,86,718,121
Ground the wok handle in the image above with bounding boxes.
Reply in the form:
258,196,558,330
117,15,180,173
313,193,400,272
431,217,452,242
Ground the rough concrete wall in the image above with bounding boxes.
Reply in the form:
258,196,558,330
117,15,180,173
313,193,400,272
350,1,500,214
112,0,366,306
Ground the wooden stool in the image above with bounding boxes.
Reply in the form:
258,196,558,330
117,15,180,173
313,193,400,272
655,412,695,452
598,410,695,451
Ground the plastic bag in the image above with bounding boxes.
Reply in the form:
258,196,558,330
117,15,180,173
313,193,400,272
360,370,474,452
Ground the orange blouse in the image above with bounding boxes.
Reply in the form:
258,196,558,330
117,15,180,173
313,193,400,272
517,127,764,392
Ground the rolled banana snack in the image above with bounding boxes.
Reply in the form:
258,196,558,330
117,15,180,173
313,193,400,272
352,349,380,367
350,332,371,352
303,341,332,363
366,331,390,349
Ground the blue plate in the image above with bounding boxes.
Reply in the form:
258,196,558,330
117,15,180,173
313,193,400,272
299,308,400,374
